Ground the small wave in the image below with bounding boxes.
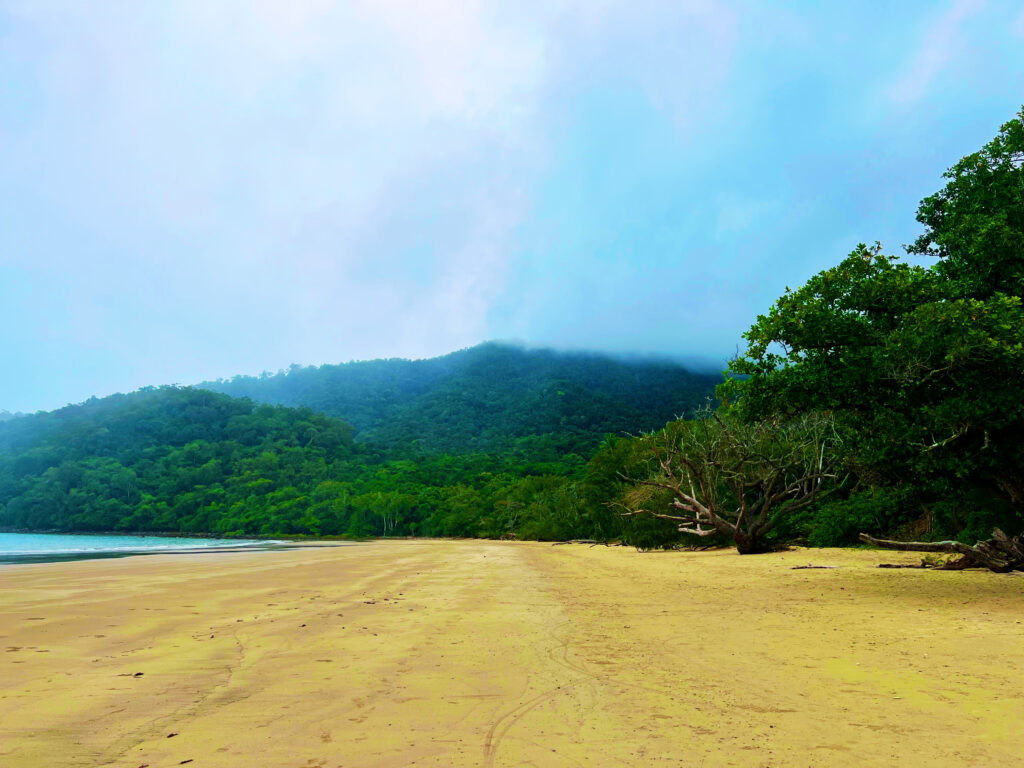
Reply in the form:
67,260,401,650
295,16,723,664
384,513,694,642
0,533,274,559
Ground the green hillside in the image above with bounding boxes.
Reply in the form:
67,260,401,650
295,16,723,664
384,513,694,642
201,342,721,456
0,388,361,534
0,351,708,543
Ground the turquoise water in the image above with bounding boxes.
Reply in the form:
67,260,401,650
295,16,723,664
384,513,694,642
0,532,268,564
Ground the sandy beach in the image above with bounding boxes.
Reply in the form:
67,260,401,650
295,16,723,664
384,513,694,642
1,540,1021,767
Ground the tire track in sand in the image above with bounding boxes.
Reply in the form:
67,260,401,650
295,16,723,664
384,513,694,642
482,618,593,767
482,681,580,767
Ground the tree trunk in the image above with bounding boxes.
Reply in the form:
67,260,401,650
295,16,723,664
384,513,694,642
859,530,1024,573
734,529,773,555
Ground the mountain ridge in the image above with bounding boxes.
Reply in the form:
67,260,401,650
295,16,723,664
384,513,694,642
199,341,722,455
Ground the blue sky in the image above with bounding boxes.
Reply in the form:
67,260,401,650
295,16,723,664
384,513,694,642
1,0,1023,413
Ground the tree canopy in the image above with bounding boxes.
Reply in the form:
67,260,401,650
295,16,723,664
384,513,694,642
201,342,720,457
723,108,1024,541
0,382,699,546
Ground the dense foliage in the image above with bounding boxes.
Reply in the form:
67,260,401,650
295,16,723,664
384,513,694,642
201,342,720,457
0,345,715,544
721,108,1024,543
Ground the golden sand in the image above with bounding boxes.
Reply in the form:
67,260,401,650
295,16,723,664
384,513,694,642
1,540,1021,767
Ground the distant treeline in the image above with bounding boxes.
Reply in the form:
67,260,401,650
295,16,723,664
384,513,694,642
0,347,714,546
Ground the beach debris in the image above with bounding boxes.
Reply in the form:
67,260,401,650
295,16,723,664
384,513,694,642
878,563,928,569
167,732,178,738
791,565,837,570
552,539,611,546
860,529,1024,573
133,672,144,677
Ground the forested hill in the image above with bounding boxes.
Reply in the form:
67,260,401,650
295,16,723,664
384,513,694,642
200,342,720,455
0,388,359,533
0,386,664,542
0,347,717,540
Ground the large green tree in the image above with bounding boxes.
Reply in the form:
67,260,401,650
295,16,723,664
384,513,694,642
725,108,1024,538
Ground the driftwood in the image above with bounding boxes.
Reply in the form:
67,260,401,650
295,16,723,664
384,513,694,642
551,539,611,547
791,565,837,570
859,530,1024,573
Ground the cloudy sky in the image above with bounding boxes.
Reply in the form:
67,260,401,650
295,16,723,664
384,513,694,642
2,0,1023,412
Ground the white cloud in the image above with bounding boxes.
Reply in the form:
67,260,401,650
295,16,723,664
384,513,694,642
547,0,739,127
0,1,737,322
1,0,743,406
888,0,985,106
0,1,554,359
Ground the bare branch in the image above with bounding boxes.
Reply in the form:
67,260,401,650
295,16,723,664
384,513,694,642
622,411,842,554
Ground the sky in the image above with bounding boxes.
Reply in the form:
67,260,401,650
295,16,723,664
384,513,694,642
1,0,1023,413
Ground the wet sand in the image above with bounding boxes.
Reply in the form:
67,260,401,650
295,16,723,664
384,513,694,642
1,540,1021,767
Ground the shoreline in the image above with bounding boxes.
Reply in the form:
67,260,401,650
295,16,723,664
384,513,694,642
0,540,348,566
0,531,358,567
0,527,361,541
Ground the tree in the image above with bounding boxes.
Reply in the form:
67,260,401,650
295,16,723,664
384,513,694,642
724,108,1024,539
622,412,842,554
908,108,1024,299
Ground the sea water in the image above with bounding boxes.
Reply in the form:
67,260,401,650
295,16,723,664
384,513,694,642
0,532,267,564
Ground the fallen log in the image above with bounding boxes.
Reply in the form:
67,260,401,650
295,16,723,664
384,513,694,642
859,530,1024,573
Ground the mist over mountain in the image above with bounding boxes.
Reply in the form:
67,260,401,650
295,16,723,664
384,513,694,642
200,342,721,455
